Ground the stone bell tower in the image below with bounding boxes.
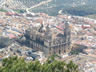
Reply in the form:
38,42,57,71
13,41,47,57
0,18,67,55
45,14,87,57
64,21,71,53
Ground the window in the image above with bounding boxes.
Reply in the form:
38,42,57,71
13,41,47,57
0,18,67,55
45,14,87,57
59,49,61,54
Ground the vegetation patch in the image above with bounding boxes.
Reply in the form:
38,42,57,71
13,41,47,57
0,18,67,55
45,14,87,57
13,9,26,13
0,8,7,12
0,56,79,72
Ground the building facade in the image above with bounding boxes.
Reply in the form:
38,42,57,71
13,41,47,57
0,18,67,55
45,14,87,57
25,21,71,56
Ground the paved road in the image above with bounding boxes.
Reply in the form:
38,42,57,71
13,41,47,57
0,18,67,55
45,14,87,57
26,0,52,13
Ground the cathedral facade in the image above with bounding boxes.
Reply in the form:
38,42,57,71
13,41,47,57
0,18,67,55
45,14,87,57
25,21,71,56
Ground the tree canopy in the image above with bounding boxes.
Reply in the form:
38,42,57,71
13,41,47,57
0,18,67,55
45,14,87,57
0,56,78,72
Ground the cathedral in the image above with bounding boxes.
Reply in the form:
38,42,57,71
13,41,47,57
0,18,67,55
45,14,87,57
25,21,71,56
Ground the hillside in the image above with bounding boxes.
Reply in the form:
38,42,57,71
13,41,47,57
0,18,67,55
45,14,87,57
0,0,96,16
31,0,96,16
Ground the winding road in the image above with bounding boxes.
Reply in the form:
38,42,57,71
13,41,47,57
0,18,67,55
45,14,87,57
26,0,52,12
0,0,52,13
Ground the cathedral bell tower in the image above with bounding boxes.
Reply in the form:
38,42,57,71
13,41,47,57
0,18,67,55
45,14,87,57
64,21,71,52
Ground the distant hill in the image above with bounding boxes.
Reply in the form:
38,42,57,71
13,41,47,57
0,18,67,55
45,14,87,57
0,0,46,9
0,0,96,16
29,0,96,16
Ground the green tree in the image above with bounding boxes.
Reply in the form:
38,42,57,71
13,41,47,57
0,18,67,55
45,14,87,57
0,56,79,72
66,61,78,72
27,60,42,72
